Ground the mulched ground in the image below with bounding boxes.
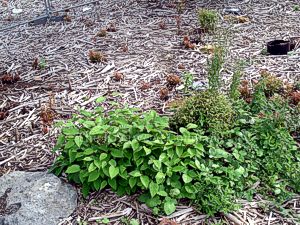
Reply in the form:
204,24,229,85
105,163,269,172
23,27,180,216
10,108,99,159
0,0,300,224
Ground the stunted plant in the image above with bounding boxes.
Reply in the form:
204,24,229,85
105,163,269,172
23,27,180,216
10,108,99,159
229,61,244,100
207,46,224,92
197,9,218,32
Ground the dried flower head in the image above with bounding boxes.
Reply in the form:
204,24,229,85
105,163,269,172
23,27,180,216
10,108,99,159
159,87,169,100
113,71,124,81
166,74,181,87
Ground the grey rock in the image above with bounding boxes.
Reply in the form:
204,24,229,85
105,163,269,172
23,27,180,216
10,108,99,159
0,171,77,225
223,7,241,15
192,81,207,90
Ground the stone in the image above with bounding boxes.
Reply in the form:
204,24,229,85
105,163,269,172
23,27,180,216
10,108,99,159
0,171,77,225
12,9,23,14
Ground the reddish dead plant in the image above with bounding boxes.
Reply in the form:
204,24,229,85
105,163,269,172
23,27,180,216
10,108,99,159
183,36,195,49
159,20,167,29
239,80,252,103
166,74,181,88
113,71,124,81
159,87,169,100
140,81,151,91
290,91,300,105
89,50,107,63
1,73,20,84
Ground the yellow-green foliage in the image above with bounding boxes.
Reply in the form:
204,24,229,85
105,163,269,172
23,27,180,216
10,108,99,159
260,71,283,96
197,9,218,32
170,90,234,133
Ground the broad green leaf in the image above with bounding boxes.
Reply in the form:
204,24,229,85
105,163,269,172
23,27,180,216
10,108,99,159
88,170,100,182
129,177,137,188
88,163,97,172
186,123,198,129
164,200,176,215
137,134,153,141
84,148,94,155
74,136,83,148
96,96,106,103
153,160,161,170
109,165,119,179
131,139,140,151
89,126,105,135
183,139,196,145
172,166,185,172
65,165,80,173
158,190,168,196
63,128,79,135
100,180,107,190
82,121,95,128
129,170,142,177
155,172,165,184
140,175,150,188
176,146,183,157
145,196,161,208
100,153,108,161
170,188,180,197
111,149,124,158
149,181,159,197
143,146,151,155
123,141,131,149
93,180,101,190
182,174,192,183
108,178,117,190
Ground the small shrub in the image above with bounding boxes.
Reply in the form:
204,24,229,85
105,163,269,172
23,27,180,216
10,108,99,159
259,70,283,97
197,9,218,32
97,29,107,37
170,90,234,134
89,50,107,63
51,102,207,215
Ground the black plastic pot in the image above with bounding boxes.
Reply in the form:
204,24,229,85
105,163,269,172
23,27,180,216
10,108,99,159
267,40,290,55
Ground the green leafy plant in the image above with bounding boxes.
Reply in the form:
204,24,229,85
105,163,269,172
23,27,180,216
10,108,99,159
229,61,244,100
293,5,299,11
121,217,139,225
51,99,209,215
197,9,218,32
101,218,110,224
38,58,47,69
52,69,300,217
207,47,224,92
183,72,194,93
170,90,234,134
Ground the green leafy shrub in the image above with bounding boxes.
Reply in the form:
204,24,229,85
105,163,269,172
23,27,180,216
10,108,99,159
51,69,300,217
169,90,234,134
51,102,210,215
197,9,218,32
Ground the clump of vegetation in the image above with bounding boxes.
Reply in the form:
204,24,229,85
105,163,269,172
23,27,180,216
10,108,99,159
89,50,107,63
197,9,218,32
293,5,299,11
170,90,234,134
96,29,107,37
259,70,283,97
52,43,300,217
166,74,181,88
182,72,194,93
207,46,224,91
